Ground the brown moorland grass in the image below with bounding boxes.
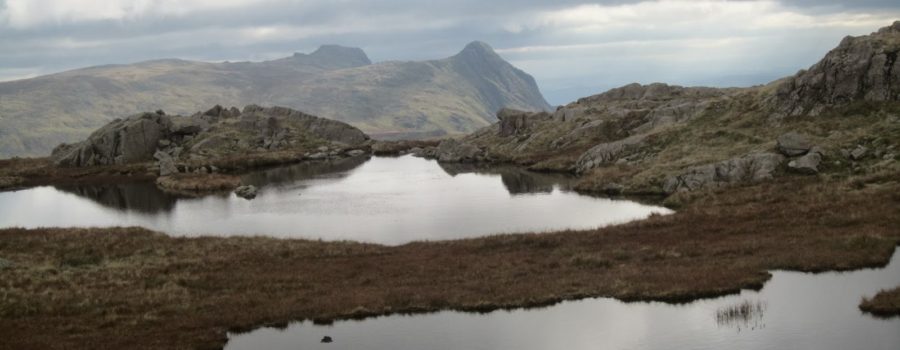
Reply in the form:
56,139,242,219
0,175,898,349
155,174,242,196
860,286,900,317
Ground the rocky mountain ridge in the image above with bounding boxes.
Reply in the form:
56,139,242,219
423,22,900,197
0,41,550,157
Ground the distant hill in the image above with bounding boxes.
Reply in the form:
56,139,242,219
0,41,551,157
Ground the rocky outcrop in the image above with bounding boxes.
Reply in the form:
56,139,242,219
575,135,649,173
434,139,484,163
772,21,900,116
52,105,370,168
52,112,173,167
497,108,550,137
663,152,785,194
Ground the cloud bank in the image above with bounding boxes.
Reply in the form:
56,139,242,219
1,0,898,104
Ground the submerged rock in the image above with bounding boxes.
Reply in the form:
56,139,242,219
321,336,333,343
234,185,258,200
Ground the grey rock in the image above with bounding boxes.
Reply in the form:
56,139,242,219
884,153,896,161
850,145,869,160
663,152,785,194
52,112,172,167
776,132,811,156
788,152,822,174
308,152,327,160
154,150,179,176
496,108,551,137
575,135,648,173
434,139,483,163
771,21,900,116
234,185,258,200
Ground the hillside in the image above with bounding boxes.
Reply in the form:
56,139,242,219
0,42,550,157
433,21,900,198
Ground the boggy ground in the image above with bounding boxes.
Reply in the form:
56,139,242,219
1,171,898,350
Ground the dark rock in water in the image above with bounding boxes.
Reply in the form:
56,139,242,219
234,185,258,200
434,139,483,163
601,183,626,195
321,336,333,343
663,152,785,194
776,132,811,156
346,149,366,157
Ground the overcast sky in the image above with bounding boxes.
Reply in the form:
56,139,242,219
1,1,899,105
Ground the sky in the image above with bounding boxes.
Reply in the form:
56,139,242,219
1,1,899,105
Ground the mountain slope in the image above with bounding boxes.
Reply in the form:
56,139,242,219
0,42,550,157
444,21,900,196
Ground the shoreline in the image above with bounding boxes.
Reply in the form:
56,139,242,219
1,174,898,349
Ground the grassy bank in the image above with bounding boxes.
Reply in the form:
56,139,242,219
860,287,900,317
1,173,898,349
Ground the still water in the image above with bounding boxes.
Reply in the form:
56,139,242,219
0,155,670,244
227,251,900,350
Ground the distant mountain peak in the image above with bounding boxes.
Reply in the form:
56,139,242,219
289,45,371,66
454,41,502,61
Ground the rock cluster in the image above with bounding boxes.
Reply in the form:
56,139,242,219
434,139,485,163
51,105,370,170
575,135,648,173
663,152,785,194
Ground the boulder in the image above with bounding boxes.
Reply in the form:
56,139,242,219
154,151,179,176
234,185,258,200
788,152,822,174
575,135,648,173
776,132,811,156
663,152,785,194
497,108,549,137
434,139,483,163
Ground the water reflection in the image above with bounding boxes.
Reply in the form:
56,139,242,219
0,156,671,244
54,182,178,213
438,162,571,195
226,251,900,350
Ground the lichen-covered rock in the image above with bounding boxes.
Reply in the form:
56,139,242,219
771,21,900,117
154,150,179,176
663,152,785,194
788,152,822,174
850,145,869,160
776,132,811,156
